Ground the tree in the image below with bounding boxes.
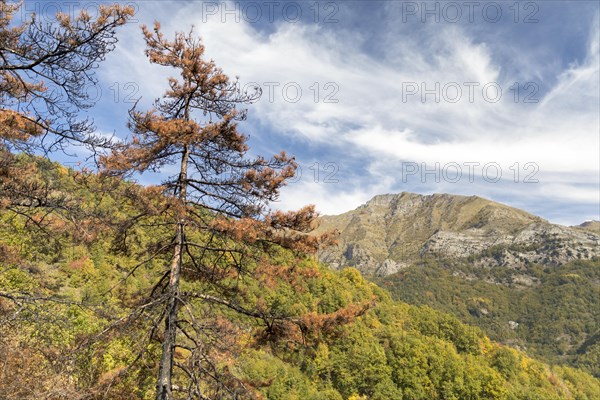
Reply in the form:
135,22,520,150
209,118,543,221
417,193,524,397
0,0,134,153
0,0,133,257
0,4,134,395
101,23,329,399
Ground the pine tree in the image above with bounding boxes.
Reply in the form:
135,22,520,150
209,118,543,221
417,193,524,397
0,0,133,153
101,23,327,399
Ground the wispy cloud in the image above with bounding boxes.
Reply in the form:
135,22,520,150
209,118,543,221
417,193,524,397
94,1,599,225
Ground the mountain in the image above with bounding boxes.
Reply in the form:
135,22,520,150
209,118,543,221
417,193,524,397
315,192,599,277
576,220,600,234
314,192,600,374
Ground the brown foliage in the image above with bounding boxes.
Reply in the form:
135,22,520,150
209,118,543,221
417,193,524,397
0,334,78,400
97,23,343,400
251,300,376,349
254,258,321,292
0,243,20,265
0,0,134,151
299,300,375,338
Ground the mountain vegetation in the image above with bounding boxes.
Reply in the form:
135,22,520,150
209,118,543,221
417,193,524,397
1,155,599,399
316,193,600,379
316,193,598,277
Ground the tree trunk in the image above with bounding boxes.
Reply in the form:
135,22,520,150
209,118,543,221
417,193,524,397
156,222,183,399
156,145,189,400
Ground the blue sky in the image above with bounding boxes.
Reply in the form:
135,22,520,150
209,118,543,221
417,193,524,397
31,1,599,225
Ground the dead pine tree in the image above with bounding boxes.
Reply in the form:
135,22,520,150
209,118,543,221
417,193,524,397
101,23,327,400
0,0,134,244
0,0,134,153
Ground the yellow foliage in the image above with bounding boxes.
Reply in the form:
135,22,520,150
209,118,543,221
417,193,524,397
348,394,368,400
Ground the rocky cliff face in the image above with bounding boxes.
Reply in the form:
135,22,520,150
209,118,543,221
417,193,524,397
315,193,600,277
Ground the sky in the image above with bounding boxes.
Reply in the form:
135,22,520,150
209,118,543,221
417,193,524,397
24,0,600,225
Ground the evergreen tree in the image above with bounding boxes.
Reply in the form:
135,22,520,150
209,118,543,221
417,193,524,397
101,23,327,399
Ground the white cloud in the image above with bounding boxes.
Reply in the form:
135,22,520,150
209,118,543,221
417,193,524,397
276,178,391,216
96,2,600,225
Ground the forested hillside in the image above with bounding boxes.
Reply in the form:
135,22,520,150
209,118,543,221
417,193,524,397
316,193,600,377
1,155,599,399
376,257,600,377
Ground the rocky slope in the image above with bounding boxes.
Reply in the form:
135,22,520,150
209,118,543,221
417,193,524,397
315,192,600,277
576,220,600,234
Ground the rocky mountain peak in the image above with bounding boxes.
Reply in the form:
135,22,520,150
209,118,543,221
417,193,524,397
315,193,599,277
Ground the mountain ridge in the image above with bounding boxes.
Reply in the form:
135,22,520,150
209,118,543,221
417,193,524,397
576,220,600,234
315,192,599,277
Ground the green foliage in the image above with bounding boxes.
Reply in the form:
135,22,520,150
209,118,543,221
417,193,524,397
378,257,600,374
1,156,599,399
407,305,484,354
575,339,600,378
329,323,392,398
490,346,521,379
